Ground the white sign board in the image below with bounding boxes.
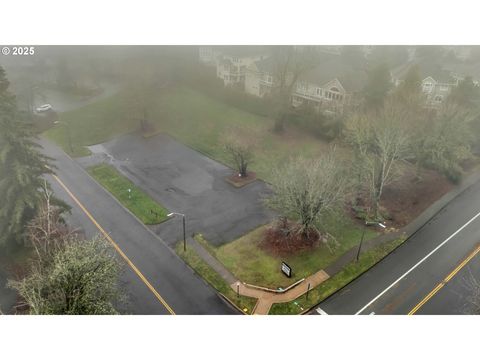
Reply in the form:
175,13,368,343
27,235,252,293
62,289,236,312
281,262,292,278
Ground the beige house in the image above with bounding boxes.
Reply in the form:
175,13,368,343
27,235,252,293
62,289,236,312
291,60,367,113
244,57,276,97
421,76,457,107
391,62,460,107
214,47,267,87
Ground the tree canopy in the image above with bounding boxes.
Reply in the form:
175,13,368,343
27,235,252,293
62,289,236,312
0,66,53,248
363,63,392,109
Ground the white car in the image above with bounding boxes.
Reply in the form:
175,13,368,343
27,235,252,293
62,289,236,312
36,104,53,113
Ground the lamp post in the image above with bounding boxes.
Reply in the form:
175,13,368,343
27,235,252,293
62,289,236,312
54,120,73,154
356,221,386,262
167,212,186,251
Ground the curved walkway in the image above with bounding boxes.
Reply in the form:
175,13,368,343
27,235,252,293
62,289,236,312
187,237,329,315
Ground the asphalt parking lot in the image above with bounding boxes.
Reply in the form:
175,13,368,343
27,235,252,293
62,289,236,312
82,132,275,246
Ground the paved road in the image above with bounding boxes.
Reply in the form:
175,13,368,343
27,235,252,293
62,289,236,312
34,82,120,113
39,138,237,315
315,177,480,315
77,133,275,246
414,258,480,315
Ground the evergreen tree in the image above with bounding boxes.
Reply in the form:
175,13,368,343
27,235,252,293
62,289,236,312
393,65,425,114
448,76,480,109
0,66,53,248
363,63,392,109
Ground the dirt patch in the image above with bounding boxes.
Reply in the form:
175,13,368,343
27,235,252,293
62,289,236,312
260,219,327,256
380,165,454,228
225,171,257,188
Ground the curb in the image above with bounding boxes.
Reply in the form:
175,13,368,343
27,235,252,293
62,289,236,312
217,293,247,315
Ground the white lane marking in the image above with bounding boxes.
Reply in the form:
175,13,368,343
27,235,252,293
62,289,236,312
316,307,328,315
355,210,480,315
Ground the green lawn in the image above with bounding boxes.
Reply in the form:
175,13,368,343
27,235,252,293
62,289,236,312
44,91,137,157
44,86,336,181
195,214,377,289
87,164,168,224
269,236,407,315
175,241,258,314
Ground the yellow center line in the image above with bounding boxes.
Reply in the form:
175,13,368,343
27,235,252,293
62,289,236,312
408,242,480,315
52,173,176,315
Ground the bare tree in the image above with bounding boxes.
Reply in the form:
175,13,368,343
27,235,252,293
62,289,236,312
265,148,350,241
345,100,410,219
222,127,257,178
270,46,317,133
8,184,123,315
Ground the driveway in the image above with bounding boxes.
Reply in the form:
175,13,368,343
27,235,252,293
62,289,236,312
34,82,120,113
78,132,275,246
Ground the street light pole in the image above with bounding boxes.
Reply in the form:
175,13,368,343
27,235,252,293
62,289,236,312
356,226,367,263
182,214,186,252
356,221,386,262
167,212,186,251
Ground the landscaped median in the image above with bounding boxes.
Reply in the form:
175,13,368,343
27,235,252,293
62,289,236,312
87,164,168,225
194,217,376,290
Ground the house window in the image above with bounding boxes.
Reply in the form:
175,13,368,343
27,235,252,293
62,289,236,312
423,82,433,92
330,87,340,93
232,57,239,63
316,88,322,96
434,95,443,103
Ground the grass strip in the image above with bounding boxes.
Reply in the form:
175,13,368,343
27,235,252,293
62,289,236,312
175,242,258,314
88,164,168,225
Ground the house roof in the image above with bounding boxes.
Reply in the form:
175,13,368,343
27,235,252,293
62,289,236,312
298,57,368,93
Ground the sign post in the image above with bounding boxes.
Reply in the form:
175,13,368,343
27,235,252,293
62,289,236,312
281,262,292,278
